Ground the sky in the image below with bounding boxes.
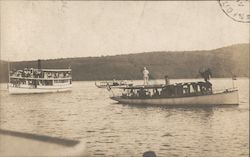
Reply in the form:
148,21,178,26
1,1,249,61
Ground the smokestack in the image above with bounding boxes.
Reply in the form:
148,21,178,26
38,59,42,69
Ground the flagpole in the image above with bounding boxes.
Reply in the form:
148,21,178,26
7,58,10,89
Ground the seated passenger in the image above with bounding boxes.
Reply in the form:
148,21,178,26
204,81,213,94
113,82,119,86
139,88,146,97
153,88,160,97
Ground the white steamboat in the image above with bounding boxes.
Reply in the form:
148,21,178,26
8,60,72,94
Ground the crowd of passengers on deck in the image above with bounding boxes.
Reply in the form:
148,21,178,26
122,81,213,98
10,68,71,78
10,79,55,87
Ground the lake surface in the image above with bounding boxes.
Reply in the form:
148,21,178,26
0,78,249,157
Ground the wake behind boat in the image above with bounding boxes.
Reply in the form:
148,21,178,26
8,60,72,94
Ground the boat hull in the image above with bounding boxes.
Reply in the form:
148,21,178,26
111,90,239,106
8,84,72,94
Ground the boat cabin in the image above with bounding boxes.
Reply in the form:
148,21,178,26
121,81,213,99
9,68,72,88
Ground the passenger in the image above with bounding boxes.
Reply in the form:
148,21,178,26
164,75,170,85
164,87,168,96
175,84,183,96
27,72,30,77
153,88,160,97
122,93,127,97
36,71,41,78
30,68,33,77
113,79,119,86
146,91,151,97
137,90,140,97
48,73,52,78
143,67,149,85
33,70,36,78
129,89,133,97
23,68,27,77
132,91,137,97
182,84,191,95
33,80,37,88
204,81,212,94
161,86,170,97
139,88,146,97
191,83,198,94
199,83,206,94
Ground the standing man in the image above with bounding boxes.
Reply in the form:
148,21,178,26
143,67,149,85
165,75,170,85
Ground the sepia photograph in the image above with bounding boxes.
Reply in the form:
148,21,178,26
0,0,249,157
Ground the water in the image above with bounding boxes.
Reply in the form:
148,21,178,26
0,78,249,157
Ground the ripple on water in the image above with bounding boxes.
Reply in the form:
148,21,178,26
161,133,172,137
0,79,249,157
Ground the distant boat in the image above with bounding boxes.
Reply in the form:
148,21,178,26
8,60,72,94
110,81,239,106
95,80,133,89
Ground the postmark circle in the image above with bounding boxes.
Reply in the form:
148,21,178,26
219,0,250,23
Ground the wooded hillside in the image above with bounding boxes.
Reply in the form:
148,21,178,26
0,43,249,82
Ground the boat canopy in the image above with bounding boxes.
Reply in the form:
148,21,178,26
9,76,72,80
118,81,213,99
40,69,71,72
121,81,210,90
122,84,165,89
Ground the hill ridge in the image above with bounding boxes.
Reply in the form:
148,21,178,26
0,43,249,82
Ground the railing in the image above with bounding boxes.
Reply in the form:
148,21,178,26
9,76,72,80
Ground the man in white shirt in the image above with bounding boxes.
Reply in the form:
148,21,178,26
143,67,149,85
